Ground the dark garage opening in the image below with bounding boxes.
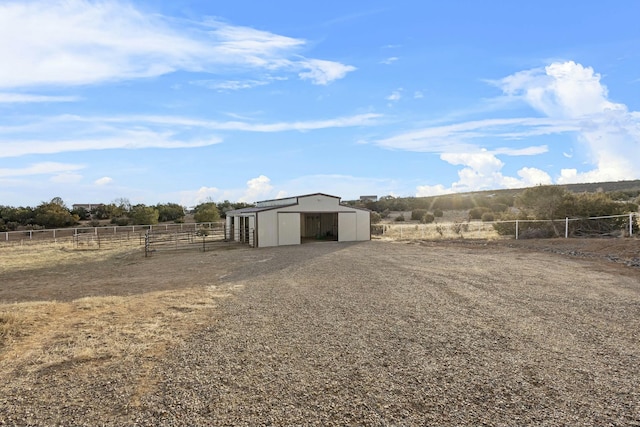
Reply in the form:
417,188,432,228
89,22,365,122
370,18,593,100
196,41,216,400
301,212,338,242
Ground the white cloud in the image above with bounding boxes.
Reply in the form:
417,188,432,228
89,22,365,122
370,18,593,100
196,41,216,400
498,61,625,118
414,91,424,99
386,89,402,102
190,79,270,91
50,172,83,184
0,131,223,158
0,162,84,177
415,153,552,196
375,117,565,153
0,112,381,158
0,93,79,103
498,60,639,183
383,60,640,193
415,184,452,197
0,0,354,89
239,175,274,202
95,176,113,185
380,57,398,65
298,59,356,85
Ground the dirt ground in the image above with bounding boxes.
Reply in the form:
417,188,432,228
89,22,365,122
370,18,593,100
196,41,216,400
0,237,639,425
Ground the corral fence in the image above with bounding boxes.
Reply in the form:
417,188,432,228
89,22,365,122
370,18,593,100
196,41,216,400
1,222,222,250
375,212,639,241
144,224,235,257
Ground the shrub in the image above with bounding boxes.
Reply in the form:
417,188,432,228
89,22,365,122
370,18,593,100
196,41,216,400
481,212,495,222
111,217,130,226
468,207,491,220
433,209,444,218
491,203,508,213
411,209,428,221
450,221,468,237
370,212,382,224
394,215,405,222
422,213,435,224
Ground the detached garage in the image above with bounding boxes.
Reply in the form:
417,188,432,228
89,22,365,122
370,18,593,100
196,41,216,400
225,193,370,248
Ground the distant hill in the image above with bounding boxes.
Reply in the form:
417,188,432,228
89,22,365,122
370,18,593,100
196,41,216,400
559,179,640,194
448,179,640,200
349,180,640,212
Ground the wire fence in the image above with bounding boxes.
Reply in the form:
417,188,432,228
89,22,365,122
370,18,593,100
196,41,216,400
376,212,639,241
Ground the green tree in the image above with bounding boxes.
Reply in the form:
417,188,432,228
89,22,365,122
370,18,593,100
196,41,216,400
33,199,78,228
72,206,90,220
193,203,220,223
156,203,185,222
517,185,571,220
129,205,159,225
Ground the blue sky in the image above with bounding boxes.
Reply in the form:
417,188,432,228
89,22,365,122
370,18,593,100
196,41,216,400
1,0,640,208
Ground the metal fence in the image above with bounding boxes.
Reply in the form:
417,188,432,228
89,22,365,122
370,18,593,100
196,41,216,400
144,226,234,256
1,222,222,247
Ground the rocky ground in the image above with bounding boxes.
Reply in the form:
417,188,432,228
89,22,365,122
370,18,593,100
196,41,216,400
1,237,639,426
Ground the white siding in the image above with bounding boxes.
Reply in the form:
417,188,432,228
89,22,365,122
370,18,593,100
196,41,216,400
338,212,357,242
356,210,371,241
257,210,278,247
233,216,240,242
225,216,232,240
278,212,301,246
248,215,256,247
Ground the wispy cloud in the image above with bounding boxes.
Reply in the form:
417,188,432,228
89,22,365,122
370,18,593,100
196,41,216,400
0,112,382,157
375,117,564,153
0,93,80,103
0,130,223,158
0,162,85,177
0,0,355,88
386,89,402,102
298,59,356,85
380,57,398,65
95,176,113,186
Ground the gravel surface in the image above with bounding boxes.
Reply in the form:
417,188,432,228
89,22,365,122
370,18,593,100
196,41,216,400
2,239,640,425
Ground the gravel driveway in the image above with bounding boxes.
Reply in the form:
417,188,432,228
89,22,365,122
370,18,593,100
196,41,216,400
2,240,640,425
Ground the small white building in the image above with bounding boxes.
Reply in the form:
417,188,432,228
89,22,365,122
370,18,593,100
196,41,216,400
225,193,370,248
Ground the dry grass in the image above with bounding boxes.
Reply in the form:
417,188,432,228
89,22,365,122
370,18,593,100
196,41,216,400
0,244,232,420
0,288,221,374
378,220,502,240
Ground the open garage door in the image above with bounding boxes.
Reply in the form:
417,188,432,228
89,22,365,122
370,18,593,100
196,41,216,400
301,213,338,242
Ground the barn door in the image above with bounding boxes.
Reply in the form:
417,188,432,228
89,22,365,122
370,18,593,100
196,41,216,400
278,212,301,245
338,212,357,242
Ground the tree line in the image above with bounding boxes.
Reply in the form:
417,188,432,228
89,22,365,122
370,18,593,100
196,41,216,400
0,198,253,231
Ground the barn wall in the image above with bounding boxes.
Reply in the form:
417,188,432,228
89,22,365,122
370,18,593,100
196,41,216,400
356,209,371,241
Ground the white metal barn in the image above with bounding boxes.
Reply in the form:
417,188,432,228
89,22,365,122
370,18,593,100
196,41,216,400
225,193,370,248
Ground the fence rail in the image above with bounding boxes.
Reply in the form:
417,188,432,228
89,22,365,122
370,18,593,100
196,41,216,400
377,212,638,241
144,227,231,256
1,222,222,245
